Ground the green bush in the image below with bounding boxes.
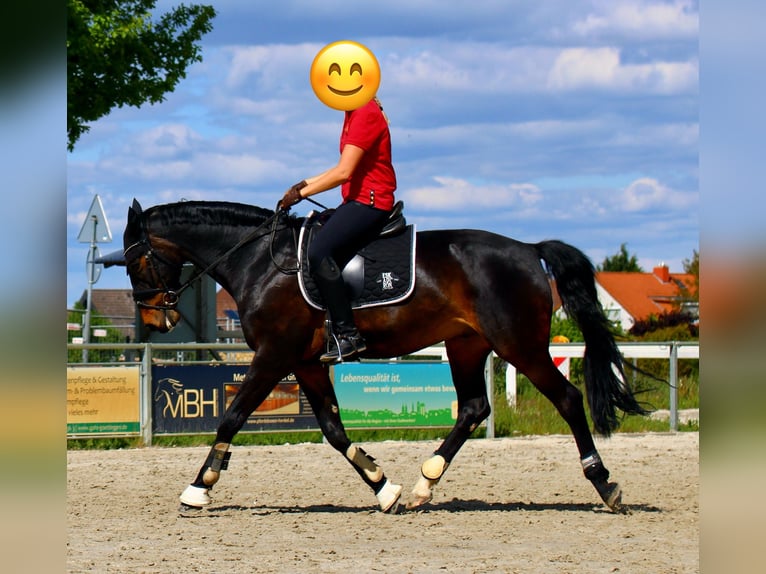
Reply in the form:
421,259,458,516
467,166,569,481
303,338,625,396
67,302,132,363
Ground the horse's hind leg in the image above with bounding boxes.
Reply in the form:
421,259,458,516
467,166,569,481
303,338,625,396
407,336,492,509
521,357,624,512
295,365,402,512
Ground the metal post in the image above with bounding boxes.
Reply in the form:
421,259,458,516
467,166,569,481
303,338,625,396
669,343,679,432
82,216,98,363
141,343,153,446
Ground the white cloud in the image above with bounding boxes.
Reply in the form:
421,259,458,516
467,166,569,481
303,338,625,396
384,44,552,95
547,47,697,93
619,177,697,211
404,176,542,211
573,0,699,39
222,96,301,124
224,44,318,88
510,119,604,139
380,40,697,98
609,122,698,148
193,153,287,185
130,123,203,159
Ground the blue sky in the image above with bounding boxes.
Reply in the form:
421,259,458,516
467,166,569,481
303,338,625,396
66,0,700,305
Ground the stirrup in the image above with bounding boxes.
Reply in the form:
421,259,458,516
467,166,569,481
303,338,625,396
320,332,367,364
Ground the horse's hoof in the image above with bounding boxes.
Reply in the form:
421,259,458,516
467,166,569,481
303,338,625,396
406,474,435,509
180,484,211,507
376,479,403,513
600,482,625,513
405,493,433,510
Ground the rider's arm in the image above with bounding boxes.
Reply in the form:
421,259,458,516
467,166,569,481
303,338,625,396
300,144,364,198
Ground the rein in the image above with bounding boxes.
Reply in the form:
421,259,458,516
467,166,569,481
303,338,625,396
126,208,299,310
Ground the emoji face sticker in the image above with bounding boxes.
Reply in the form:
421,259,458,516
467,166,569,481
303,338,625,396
310,41,381,111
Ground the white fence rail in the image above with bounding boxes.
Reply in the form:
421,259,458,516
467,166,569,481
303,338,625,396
504,342,699,431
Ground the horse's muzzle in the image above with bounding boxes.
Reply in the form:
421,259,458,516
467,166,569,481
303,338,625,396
140,308,181,333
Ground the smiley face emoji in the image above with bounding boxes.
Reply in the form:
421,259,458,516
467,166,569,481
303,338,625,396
310,41,381,111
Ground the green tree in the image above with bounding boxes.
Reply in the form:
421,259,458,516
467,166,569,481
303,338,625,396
681,249,699,302
597,243,644,272
550,313,584,342
67,302,132,363
67,0,216,150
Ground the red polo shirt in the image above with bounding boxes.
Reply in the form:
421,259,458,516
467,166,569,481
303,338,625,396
340,99,397,211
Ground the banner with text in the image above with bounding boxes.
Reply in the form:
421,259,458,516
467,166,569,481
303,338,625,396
152,365,319,434
67,366,141,435
333,362,457,428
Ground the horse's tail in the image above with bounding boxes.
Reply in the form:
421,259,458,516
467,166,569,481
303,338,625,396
534,240,650,436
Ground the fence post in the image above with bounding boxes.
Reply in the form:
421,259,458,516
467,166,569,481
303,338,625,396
485,354,495,438
669,342,679,432
505,363,517,408
141,343,153,446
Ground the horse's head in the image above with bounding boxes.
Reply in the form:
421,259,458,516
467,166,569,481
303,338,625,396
123,199,184,332
154,377,184,401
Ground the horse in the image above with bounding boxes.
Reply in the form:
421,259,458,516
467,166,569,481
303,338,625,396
122,198,648,514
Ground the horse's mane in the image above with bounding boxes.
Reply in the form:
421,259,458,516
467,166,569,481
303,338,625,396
145,201,276,229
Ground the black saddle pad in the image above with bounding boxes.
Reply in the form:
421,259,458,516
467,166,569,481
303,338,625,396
297,212,416,310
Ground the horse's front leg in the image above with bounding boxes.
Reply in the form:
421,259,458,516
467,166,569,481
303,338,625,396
179,368,282,509
295,365,402,512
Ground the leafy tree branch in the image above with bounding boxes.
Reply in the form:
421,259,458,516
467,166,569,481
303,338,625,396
67,0,216,151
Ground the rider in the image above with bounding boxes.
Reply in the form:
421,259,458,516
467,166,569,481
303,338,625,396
279,96,397,364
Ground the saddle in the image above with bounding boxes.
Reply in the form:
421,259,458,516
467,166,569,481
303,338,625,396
297,201,416,310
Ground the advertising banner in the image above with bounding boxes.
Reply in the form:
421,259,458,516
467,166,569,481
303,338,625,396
152,365,319,434
333,362,457,428
67,366,141,435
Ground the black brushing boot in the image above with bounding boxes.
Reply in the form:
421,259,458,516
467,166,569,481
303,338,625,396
313,257,367,364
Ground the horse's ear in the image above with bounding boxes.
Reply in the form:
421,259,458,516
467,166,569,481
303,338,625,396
126,199,144,238
127,199,142,227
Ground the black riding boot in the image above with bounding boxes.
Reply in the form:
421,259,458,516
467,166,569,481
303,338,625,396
312,257,367,364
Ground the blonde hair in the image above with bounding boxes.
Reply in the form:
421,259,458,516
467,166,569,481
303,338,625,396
373,96,390,124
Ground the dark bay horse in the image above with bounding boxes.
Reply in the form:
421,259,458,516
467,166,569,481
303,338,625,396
123,199,648,513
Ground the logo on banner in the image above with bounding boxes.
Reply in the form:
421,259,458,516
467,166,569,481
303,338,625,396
154,377,219,419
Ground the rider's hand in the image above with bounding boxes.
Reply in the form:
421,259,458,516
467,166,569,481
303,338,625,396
279,180,307,211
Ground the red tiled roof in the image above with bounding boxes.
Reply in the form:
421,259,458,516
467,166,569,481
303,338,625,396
87,289,136,320
596,266,697,321
216,289,237,317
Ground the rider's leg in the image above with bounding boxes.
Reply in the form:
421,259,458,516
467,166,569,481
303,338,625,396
308,202,390,364
312,256,367,363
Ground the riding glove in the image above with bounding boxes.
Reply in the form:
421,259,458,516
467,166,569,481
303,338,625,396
279,180,307,210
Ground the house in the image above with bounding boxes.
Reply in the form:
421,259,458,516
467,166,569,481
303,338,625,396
74,289,137,341
594,264,698,332
216,288,238,321
216,288,243,339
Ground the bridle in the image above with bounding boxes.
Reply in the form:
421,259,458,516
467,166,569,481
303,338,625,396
124,208,298,312
123,238,184,311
